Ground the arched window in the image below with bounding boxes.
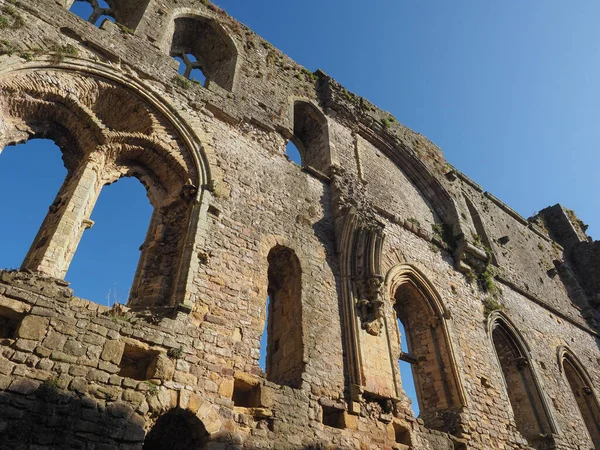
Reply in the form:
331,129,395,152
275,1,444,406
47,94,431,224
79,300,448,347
68,0,150,31
291,101,330,173
489,314,555,447
164,15,238,91
143,408,209,450
558,347,600,448
265,246,304,388
0,69,208,311
389,266,465,432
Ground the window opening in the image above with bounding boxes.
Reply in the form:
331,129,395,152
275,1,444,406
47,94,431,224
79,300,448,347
491,320,553,447
266,246,304,388
285,140,302,165
232,377,262,408
561,353,600,448
166,16,237,91
0,139,67,271
321,405,345,429
291,101,330,172
174,53,207,85
259,295,270,371
392,422,412,447
66,177,152,305
397,318,419,417
391,275,464,433
118,343,159,381
0,307,25,340
143,408,209,450
69,0,115,27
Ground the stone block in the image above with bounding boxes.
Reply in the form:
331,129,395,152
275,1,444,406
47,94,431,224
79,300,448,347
8,377,39,394
147,354,174,381
101,340,125,364
16,316,49,340
218,378,234,398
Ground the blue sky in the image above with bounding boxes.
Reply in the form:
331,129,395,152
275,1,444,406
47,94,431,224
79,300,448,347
2,0,598,416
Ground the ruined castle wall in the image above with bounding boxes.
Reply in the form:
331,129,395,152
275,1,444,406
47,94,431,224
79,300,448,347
1,1,600,449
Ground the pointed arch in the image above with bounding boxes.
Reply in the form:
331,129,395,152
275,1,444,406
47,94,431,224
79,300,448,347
385,264,467,432
557,346,600,448
487,312,557,446
290,100,331,174
0,61,213,311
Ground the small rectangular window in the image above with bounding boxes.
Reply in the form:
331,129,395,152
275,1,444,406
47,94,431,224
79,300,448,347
118,344,159,380
321,405,345,429
232,378,261,408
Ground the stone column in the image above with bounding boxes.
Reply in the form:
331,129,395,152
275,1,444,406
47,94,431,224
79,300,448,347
22,153,104,278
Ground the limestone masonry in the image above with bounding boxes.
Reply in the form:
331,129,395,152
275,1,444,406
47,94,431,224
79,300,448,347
0,1,599,449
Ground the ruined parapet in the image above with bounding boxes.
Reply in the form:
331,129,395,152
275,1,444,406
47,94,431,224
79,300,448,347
539,204,590,251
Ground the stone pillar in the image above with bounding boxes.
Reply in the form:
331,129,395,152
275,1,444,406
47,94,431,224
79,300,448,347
22,154,104,278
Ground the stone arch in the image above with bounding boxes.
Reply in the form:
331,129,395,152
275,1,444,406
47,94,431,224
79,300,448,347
162,10,239,91
290,99,331,174
487,312,557,446
557,346,600,448
0,61,212,311
385,264,467,433
143,408,210,450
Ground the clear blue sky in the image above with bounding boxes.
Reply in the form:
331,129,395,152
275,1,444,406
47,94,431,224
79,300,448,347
2,0,598,415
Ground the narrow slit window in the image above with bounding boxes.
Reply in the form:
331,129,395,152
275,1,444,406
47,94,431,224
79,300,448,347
259,295,270,371
266,246,304,388
397,318,419,417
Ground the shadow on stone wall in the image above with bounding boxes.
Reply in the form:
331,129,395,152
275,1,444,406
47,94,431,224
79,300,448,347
0,380,146,450
0,381,348,450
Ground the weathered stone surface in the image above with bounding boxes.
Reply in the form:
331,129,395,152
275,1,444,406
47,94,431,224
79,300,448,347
0,1,598,449
15,316,49,340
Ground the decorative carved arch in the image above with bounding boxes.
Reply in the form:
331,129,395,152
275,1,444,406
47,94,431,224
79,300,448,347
557,346,600,448
487,312,558,445
0,59,213,311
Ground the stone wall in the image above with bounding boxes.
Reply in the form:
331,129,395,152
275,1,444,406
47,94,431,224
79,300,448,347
0,1,600,449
